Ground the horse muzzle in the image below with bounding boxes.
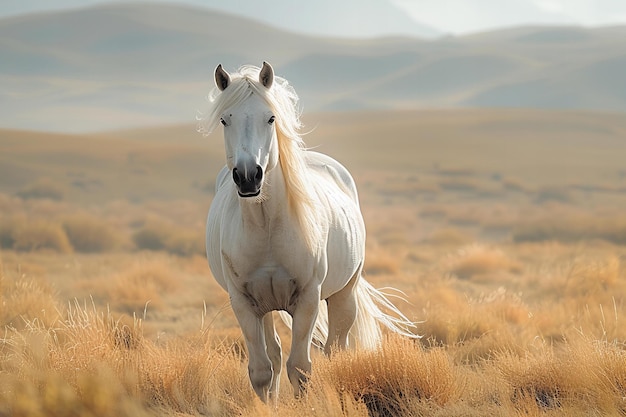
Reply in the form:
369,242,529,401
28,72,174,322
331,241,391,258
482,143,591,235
232,165,263,198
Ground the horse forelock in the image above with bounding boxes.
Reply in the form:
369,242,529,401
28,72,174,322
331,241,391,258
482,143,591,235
199,65,301,136
200,64,323,252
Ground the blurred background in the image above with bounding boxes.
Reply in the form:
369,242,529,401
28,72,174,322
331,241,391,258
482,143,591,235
1,0,626,253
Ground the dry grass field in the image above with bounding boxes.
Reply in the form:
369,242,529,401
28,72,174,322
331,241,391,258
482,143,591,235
1,109,626,416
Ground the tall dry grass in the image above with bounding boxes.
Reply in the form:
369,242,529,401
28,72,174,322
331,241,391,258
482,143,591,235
1,240,626,416
0,297,261,417
3,299,626,417
94,260,182,313
314,337,459,415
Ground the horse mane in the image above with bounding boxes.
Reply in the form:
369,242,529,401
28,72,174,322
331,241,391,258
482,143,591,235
199,65,323,253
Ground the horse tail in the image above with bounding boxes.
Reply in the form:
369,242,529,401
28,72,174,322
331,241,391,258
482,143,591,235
277,276,418,351
349,277,420,350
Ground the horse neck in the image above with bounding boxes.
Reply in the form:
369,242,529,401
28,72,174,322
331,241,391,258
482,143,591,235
237,145,322,254
238,159,290,229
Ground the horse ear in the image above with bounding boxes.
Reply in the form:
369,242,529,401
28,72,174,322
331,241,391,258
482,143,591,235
215,64,231,91
259,61,274,89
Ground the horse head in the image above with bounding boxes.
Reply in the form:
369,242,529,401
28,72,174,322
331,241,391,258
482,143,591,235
214,62,277,198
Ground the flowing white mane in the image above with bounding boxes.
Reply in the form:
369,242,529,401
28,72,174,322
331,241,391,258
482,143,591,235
199,65,323,252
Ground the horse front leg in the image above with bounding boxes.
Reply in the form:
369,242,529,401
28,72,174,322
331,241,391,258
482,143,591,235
263,313,282,401
286,285,320,397
230,292,273,402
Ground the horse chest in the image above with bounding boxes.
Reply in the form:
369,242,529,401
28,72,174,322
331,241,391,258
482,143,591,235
221,230,316,317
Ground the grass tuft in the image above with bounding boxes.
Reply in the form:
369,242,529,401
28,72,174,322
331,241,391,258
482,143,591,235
16,178,66,201
10,220,73,253
314,336,459,415
446,244,522,280
132,221,204,257
100,261,181,314
62,213,120,252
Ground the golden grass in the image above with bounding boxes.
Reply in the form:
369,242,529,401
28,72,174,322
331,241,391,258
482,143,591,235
315,337,458,415
0,198,205,256
102,261,181,313
3,295,626,417
132,220,205,257
11,220,73,254
0,298,260,416
513,211,626,245
2,109,626,415
16,178,67,201
364,242,402,276
62,213,120,253
445,244,523,280
492,337,626,415
2,233,625,417
424,227,473,246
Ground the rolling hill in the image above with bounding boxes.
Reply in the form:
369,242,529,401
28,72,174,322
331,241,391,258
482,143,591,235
1,3,625,132
2,108,625,203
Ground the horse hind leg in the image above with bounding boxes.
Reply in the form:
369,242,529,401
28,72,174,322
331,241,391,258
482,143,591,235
263,313,282,401
324,266,360,355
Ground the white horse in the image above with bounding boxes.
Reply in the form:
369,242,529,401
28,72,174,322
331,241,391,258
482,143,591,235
202,62,417,402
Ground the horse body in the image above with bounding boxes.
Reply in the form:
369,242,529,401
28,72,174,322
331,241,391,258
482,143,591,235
202,62,416,402
208,150,365,305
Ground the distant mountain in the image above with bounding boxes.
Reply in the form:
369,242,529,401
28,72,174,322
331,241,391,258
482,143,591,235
182,0,441,39
0,3,625,132
0,0,441,39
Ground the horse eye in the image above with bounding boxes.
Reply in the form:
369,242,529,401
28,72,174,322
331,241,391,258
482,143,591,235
220,118,227,126
268,116,275,125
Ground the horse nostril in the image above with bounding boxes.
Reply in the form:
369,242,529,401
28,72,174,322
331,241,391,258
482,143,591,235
254,166,263,182
232,168,242,186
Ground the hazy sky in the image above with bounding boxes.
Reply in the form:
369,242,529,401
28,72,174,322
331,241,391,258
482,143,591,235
392,0,626,33
2,0,626,35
